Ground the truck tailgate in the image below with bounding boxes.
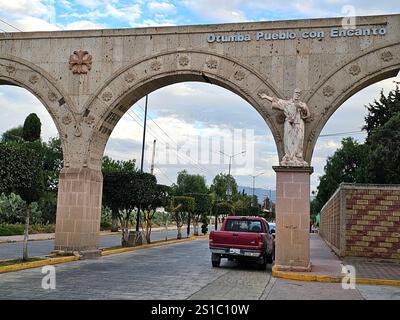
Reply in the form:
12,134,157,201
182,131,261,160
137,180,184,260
211,231,261,249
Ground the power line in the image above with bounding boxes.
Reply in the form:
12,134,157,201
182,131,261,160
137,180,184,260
127,110,215,176
319,130,366,138
130,108,216,176
0,18,23,32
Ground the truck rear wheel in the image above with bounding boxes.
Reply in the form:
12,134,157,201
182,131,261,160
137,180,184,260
257,254,267,270
211,253,221,267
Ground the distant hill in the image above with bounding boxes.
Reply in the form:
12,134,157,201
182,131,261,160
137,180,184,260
237,186,276,205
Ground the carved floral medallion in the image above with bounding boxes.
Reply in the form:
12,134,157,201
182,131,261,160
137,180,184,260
69,50,93,74
322,85,335,97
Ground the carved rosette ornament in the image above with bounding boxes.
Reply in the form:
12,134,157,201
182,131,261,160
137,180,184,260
381,51,393,62
62,114,73,125
48,91,58,102
84,115,95,125
234,70,246,81
6,65,15,74
322,85,335,97
29,74,39,84
150,60,162,71
206,59,218,69
348,64,361,76
102,91,113,102
124,72,135,83
178,55,189,67
69,50,92,74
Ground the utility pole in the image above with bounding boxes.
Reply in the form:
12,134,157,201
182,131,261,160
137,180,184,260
150,139,156,175
250,172,264,207
219,150,246,199
136,95,149,232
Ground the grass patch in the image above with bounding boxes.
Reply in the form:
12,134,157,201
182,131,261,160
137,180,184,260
0,224,55,236
0,257,45,267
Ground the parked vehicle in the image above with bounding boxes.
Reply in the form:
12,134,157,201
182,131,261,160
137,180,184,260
268,222,276,239
208,216,275,270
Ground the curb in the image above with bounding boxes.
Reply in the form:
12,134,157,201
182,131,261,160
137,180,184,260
0,256,79,274
272,266,400,287
0,235,208,274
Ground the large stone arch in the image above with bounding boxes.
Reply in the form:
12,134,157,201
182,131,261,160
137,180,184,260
0,54,78,164
304,42,400,162
83,50,285,169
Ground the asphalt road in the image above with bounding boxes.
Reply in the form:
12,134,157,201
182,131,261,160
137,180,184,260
0,228,197,260
1,237,398,300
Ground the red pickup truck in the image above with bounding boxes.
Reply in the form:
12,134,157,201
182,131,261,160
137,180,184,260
209,216,275,270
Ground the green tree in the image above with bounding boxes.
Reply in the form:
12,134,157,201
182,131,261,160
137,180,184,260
363,86,400,140
363,112,400,184
22,113,41,142
102,156,138,231
0,143,44,260
141,184,170,243
313,137,366,214
173,170,208,195
186,193,212,236
210,173,238,201
168,196,195,239
1,126,23,143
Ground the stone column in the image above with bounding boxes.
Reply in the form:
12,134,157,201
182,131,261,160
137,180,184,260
54,167,103,257
273,166,313,272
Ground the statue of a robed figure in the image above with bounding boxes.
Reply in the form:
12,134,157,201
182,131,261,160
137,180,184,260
259,88,311,166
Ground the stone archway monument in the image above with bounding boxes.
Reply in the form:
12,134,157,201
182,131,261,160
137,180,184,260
1,14,399,267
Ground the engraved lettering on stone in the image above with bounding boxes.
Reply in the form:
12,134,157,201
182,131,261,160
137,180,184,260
178,56,189,66
124,72,135,83
48,92,58,102
233,70,246,81
102,91,113,102
348,64,361,76
69,50,92,74
62,114,72,125
381,51,393,62
322,85,335,97
206,59,218,69
29,74,40,84
259,88,310,166
151,60,161,71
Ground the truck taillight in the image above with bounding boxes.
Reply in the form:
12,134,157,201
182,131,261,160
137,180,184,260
257,234,264,246
209,232,214,243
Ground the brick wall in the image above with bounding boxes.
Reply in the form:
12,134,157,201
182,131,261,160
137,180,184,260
320,184,400,261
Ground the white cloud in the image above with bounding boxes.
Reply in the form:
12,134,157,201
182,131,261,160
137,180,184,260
0,0,51,17
14,16,60,31
148,1,176,14
65,20,106,30
183,0,248,23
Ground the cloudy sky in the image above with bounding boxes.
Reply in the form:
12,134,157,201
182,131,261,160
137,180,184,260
0,0,399,195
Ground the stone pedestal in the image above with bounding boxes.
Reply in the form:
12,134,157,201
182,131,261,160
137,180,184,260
54,168,103,256
273,166,313,272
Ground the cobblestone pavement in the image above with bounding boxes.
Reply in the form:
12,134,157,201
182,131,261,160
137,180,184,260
0,238,399,300
344,258,400,281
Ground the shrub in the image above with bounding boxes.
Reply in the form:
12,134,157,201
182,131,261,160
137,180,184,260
101,207,112,230
0,224,25,236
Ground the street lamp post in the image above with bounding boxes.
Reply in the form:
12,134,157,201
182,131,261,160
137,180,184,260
251,172,264,207
219,150,246,198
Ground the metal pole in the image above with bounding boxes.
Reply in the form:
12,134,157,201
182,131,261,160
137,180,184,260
140,95,148,173
137,95,148,232
252,176,255,207
150,139,156,175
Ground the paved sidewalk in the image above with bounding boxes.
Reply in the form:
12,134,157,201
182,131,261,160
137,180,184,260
274,234,400,283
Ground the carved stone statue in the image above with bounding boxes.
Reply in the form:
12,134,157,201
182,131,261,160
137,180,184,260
259,88,310,166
